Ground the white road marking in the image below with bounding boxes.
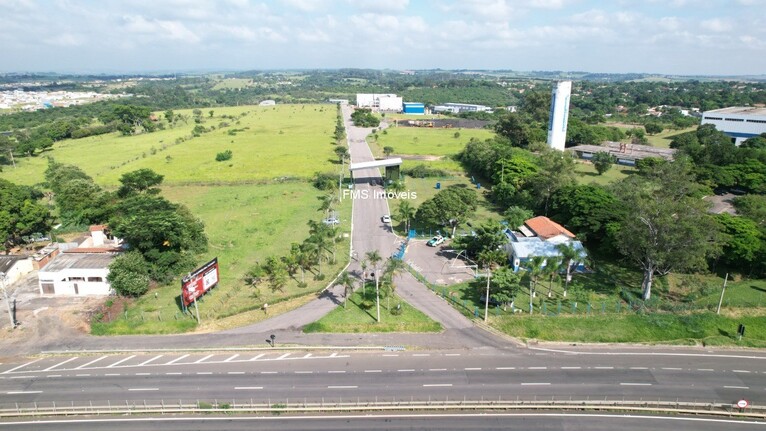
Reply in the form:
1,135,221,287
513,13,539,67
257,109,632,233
46,375,61,378
75,374,91,377
561,367,581,370
166,354,189,365
429,368,447,371
496,367,516,370
104,373,120,376
620,383,652,386
398,369,415,372
364,370,382,373
196,372,212,375
662,367,682,371
521,383,550,386
107,355,136,368
302,353,312,359
261,371,277,374
227,372,245,375
135,373,151,376
2,359,42,374
75,356,108,369
194,354,214,364
464,368,481,371
445,353,461,356
329,352,338,358
382,354,398,357
10,376,34,379
6,391,42,394
423,384,452,387
697,368,714,371
732,370,751,373
44,357,79,371
413,354,430,357
528,367,547,370
530,346,766,360
249,354,265,361
234,386,262,390
128,388,158,391
295,371,313,374
224,354,239,362
139,355,164,366
594,366,614,370
165,372,182,375
328,370,346,374
328,385,357,389
630,367,648,370
276,353,290,360
724,385,750,389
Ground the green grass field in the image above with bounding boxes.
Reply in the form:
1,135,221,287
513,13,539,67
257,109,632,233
0,104,339,187
574,161,635,186
304,288,442,333
604,123,697,149
370,127,495,157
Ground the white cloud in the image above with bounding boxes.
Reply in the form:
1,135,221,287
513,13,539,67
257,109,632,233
701,18,732,33
122,15,201,42
44,32,84,47
346,0,409,13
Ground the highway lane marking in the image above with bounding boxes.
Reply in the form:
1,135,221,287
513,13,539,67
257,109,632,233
75,374,91,377
75,356,108,369
43,357,79,371
561,367,581,370
429,368,447,371
261,371,277,374
328,370,346,374
302,353,312,359
530,346,766,360
445,353,461,356
329,352,338,358
135,373,151,376
464,368,481,371
165,372,182,375
128,388,159,391
364,370,382,373
166,354,189,365
620,383,652,386
413,353,430,357
1,359,42,374
697,368,714,371
195,354,215,364
9,376,35,379
382,354,398,357
521,383,550,386
328,385,357,389
732,370,751,373
295,371,313,374
630,367,648,370
594,366,614,370
398,369,415,372
249,354,265,361
528,367,547,370
139,355,164,366
724,385,750,389
662,367,682,371
104,373,120,376
235,386,263,390
423,384,452,387
106,355,136,368
496,367,515,370
6,391,42,394
228,372,245,375
276,353,291,360
196,372,212,375
46,375,61,378
224,354,239,362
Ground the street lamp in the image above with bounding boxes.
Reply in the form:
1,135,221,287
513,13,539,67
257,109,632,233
0,272,16,329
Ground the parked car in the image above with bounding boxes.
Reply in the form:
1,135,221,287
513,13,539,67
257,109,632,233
322,217,340,225
381,214,391,223
426,235,445,247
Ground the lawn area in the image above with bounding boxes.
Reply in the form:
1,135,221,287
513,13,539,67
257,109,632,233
303,287,442,333
0,104,339,187
369,127,495,157
574,161,635,186
401,158,464,174
604,122,697,149
92,182,352,335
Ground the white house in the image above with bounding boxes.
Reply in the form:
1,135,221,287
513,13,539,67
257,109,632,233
0,256,34,286
506,216,587,272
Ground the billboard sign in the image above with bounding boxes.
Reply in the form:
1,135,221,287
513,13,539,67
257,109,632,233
181,258,219,307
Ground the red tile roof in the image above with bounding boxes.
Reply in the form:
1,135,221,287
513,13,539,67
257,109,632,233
89,225,108,232
524,216,575,240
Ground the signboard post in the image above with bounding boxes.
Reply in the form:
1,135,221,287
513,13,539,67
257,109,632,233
181,258,220,321
736,399,749,411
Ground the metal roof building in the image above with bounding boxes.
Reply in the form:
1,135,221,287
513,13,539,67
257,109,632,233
701,106,766,145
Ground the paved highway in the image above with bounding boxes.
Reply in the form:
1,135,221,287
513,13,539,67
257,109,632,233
1,413,763,430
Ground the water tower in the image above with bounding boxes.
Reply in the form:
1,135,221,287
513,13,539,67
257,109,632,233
546,81,572,151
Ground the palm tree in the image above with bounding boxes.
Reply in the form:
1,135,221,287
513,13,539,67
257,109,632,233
383,257,407,311
365,250,382,322
397,201,416,234
336,271,354,309
556,242,583,298
527,256,546,314
318,193,338,218
544,256,562,298
360,259,368,296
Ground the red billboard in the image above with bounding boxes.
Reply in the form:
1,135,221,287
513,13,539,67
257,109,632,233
181,258,219,307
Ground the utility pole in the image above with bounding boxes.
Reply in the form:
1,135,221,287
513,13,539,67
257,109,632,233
716,273,729,315
0,273,16,329
484,267,491,322
375,269,380,323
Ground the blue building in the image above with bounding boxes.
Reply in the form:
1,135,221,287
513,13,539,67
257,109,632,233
402,102,425,115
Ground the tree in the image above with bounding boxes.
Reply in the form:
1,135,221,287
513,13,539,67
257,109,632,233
117,168,164,198
396,201,416,233
335,270,354,309
556,242,585,297
489,267,521,310
715,213,763,272
382,257,407,311
543,256,562,298
526,256,546,313
44,160,111,226
591,151,617,175
208,110,214,118
453,220,507,261
504,206,533,230
383,146,394,157
164,110,174,124
99,105,153,135
416,186,478,237
526,149,576,215
107,251,151,297
0,179,51,251
333,146,349,164
644,123,664,135
611,160,722,300
549,184,617,244
365,250,382,322
495,113,536,148
263,255,288,292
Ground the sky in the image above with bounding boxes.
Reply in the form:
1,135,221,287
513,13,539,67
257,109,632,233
1,0,764,75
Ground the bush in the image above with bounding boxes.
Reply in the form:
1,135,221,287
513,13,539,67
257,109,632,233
215,150,233,162
404,164,449,178
108,251,151,297
312,171,336,190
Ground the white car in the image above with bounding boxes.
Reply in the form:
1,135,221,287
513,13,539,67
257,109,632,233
381,214,391,223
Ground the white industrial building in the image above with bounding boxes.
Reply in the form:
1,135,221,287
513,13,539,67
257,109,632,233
433,103,492,114
701,107,766,145
356,93,403,111
547,81,572,152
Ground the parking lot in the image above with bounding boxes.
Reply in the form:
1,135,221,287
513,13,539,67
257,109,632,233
404,239,477,286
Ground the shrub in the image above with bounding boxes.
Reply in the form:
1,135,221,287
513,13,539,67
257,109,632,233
215,150,233,162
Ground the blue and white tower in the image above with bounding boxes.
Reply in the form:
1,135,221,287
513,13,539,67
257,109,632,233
547,81,572,151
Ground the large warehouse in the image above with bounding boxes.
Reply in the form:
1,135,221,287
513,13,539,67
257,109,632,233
356,93,403,111
701,107,766,145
